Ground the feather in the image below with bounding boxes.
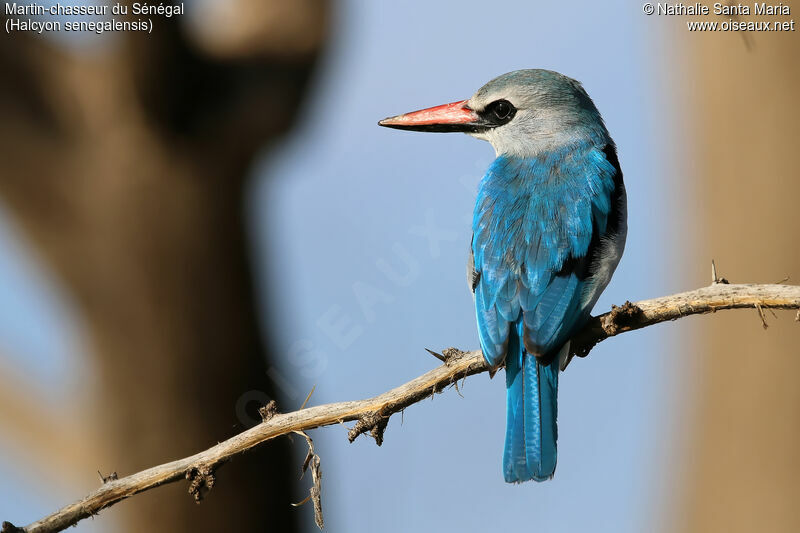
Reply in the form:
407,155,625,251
472,143,625,482
503,321,561,482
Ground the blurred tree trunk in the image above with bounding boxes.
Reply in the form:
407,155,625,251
0,2,327,531
679,26,800,533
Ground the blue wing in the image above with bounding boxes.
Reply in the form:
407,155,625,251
472,145,622,365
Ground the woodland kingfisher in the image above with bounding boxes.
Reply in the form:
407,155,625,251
379,69,627,482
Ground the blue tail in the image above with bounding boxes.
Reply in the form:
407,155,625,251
503,321,560,482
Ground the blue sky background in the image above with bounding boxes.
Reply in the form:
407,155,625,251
0,1,696,532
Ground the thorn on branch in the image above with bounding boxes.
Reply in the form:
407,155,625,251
755,303,769,329
97,470,118,484
426,347,467,366
292,431,324,530
711,259,729,284
259,400,279,422
347,412,389,445
300,385,316,410
186,465,215,503
425,348,446,363
601,301,644,336
453,375,464,398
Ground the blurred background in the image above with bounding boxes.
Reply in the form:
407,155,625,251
0,1,797,532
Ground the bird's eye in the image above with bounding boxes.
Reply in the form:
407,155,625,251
487,99,515,122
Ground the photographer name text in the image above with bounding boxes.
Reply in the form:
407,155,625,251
650,2,789,16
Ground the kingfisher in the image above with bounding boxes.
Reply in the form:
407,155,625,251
379,70,626,482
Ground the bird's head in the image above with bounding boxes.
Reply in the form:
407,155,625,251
379,69,608,158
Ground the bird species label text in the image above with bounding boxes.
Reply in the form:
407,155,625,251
4,2,186,35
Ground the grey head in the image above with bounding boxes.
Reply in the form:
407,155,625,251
379,69,610,158
467,70,610,156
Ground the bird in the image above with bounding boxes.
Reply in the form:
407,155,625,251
378,69,626,482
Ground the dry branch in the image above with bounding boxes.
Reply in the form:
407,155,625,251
3,282,799,533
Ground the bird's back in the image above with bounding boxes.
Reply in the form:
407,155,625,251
472,140,623,365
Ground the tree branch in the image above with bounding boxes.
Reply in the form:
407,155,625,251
3,282,799,533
